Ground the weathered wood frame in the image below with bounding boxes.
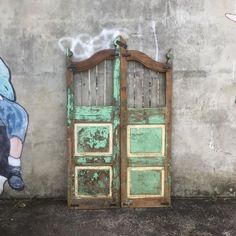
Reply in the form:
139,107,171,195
66,36,172,209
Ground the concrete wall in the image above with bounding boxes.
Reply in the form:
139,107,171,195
0,0,236,198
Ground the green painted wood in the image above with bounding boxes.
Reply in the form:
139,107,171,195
67,88,74,126
75,156,113,165
130,127,163,154
75,124,111,154
76,168,111,196
74,106,113,122
130,169,162,195
128,157,164,166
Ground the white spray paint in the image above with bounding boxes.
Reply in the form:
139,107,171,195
58,28,129,60
0,176,7,195
151,21,159,61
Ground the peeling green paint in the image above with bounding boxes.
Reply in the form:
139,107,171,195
92,172,99,181
77,126,110,151
77,169,110,196
104,156,113,163
113,57,120,104
128,108,165,124
110,36,121,193
75,156,113,164
74,106,113,121
67,88,74,126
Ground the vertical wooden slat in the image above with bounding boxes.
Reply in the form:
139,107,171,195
81,71,90,106
74,73,82,106
134,62,143,108
159,72,166,107
143,66,150,108
106,60,113,106
150,70,158,107
96,62,105,106
127,61,135,108
90,68,97,105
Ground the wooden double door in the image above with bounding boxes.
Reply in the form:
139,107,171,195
66,37,172,209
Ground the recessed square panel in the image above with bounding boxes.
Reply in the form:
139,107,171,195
74,123,112,156
75,166,112,199
127,167,164,198
127,125,165,157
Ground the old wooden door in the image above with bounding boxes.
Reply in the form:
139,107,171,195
67,36,172,209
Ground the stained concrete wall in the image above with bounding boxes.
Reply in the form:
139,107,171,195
0,0,236,198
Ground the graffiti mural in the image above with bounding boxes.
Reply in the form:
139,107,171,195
58,28,129,60
0,58,28,194
225,13,236,22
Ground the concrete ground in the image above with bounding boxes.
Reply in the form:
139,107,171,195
0,199,235,236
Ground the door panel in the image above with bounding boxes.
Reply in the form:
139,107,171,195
120,46,172,208
67,48,120,209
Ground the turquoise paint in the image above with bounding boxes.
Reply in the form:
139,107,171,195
128,157,164,166
104,156,113,163
130,127,163,153
148,115,165,124
130,170,162,195
67,88,74,126
92,172,99,181
113,36,120,105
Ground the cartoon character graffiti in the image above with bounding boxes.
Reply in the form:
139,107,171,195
0,58,28,194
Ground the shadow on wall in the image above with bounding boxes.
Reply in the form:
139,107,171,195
0,58,29,195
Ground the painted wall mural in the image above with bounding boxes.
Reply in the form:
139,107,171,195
0,58,28,195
